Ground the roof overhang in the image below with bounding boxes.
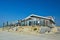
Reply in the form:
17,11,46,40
22,14,55,23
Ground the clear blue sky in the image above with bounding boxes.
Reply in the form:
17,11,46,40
0,0,60,27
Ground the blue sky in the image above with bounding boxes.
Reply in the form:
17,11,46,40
0,0,60,27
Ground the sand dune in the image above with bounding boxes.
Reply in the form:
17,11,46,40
0,27,60,40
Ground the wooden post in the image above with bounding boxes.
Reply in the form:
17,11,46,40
7,21,8,26
2,22,5,31
7,21,9,32
18,20,20,26
24,20,26,26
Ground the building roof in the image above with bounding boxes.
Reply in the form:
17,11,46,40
22,14,55,23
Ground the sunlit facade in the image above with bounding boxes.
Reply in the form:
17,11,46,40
18,14,55,27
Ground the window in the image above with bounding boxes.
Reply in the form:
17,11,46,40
29,21,32,26
40,19,45,26
21,22,25,26
36,21,40,25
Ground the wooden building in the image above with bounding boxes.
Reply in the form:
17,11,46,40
18,14,55,27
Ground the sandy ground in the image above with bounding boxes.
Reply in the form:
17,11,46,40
0,27,60,40
0,31,60,40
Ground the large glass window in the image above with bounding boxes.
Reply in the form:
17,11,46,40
34,21,36,25
40,19,45,26
21,22,25,26
29,21,32,26
35,21,40,25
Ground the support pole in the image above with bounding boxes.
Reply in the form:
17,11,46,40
2,22,5,31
